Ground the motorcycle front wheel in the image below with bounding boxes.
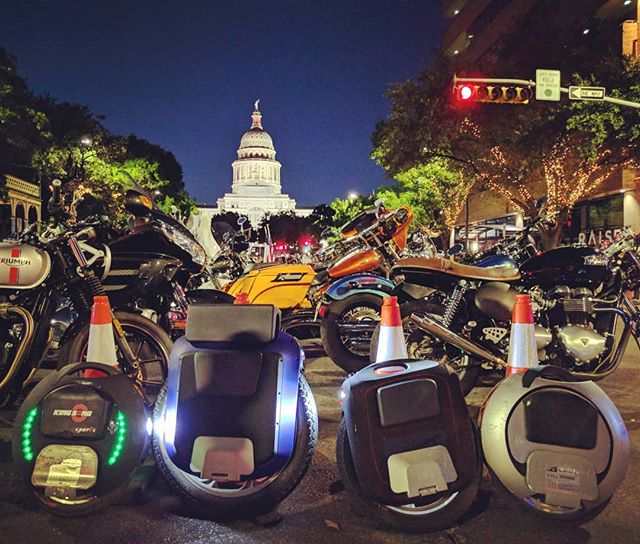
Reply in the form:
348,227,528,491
321,293,383,373
57,311,172,403
152,376,318,520
336,419,481,533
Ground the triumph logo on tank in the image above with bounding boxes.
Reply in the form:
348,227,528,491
0,256,31,266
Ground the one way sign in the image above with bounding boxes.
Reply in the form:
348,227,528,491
568,86,606,101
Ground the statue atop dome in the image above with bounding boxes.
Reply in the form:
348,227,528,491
251,100,263,129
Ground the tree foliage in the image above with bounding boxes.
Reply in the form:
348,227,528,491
371,12,640,249
0,47,192,219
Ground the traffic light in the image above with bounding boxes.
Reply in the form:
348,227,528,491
453,82,532,105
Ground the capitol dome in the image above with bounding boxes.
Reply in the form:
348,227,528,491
238,100,276,160
196,100,311,229
239,127,274,150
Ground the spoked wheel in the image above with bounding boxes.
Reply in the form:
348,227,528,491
58,311,172,403
152,376,318,520
321,294,383,373
336,419,481,533
369,300,481,395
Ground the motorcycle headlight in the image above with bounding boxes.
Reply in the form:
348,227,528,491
157,221,207,267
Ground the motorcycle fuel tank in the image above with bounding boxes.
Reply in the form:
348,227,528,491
0,243,51,290
226,264,315,309
328,248,383,279
520,246,609,289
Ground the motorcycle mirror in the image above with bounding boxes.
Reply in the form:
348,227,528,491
321,227,333,238
374,198,385,220
448,243,463,256
124,189,153,217
237,216,247,227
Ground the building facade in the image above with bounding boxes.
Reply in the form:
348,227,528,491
0,174,41,238
197,102,311,228
443,0,640,249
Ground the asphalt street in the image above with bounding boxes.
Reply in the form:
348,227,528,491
0,340,639,544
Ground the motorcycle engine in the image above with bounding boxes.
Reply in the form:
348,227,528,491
546,285,607,364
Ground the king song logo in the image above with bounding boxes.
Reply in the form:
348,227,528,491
52,404,93,423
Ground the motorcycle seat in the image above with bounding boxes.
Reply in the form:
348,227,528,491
393,257,521,282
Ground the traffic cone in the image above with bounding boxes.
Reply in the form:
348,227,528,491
85,295,118,373
375,296,408,363
234,292,250,304
505,294,538,376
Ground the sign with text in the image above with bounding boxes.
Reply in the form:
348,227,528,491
535,69,561,101
568,86,606,101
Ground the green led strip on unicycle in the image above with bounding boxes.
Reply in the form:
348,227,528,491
21,407,38,461
107,411,127,465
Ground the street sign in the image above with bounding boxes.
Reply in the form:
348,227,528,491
535,69,561,102
568,86,606,101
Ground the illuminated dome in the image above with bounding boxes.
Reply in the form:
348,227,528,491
238,101,275,159
239,128,274,150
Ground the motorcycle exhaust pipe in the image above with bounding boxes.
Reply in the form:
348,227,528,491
409,313,507,369
0,304,35,392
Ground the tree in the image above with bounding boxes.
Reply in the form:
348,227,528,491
567,55,640,163
375,159,473,245
372,51,640,249
0,47,194,220
124,134,185,198
308,204,335,235
0,48,50,183
328,194,375,228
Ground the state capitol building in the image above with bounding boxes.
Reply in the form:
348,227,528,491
197,101,311,228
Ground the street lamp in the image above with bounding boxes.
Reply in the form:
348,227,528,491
348,191,358,200
80,136,92,146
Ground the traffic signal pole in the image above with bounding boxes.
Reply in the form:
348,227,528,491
453,74,640,109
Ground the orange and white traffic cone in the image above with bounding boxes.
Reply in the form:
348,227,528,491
86,295,118,367
375,296,408,363
505,294,538,376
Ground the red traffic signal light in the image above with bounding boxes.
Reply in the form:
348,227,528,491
458,85,473,101
453,82,532,105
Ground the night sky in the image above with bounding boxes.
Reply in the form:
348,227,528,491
2,1,443,207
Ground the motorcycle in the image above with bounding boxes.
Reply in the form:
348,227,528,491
318,205,442,372
0,182,173,406
374,215,640,394
53,187,234,365
0,181,231,406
